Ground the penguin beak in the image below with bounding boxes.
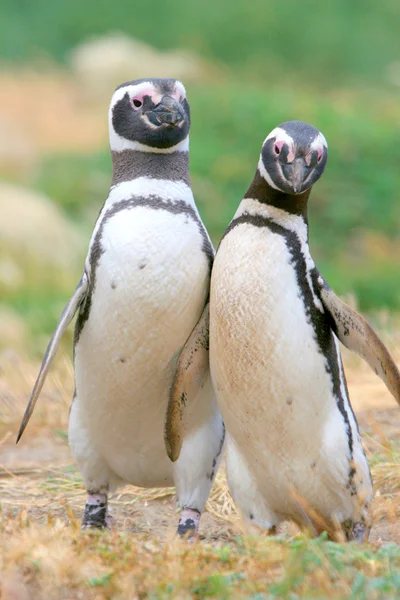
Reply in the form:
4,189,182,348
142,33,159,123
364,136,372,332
150,95,185,127
291,158,306,194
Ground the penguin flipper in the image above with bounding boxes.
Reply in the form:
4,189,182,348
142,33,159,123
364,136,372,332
16,274,89,443
165,302,210,462
318,276,400,406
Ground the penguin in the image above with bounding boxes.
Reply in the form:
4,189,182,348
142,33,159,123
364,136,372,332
17,78,225,536
166,120,400,542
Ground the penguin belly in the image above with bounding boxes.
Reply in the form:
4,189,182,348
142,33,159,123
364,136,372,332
72,205,210,488
210,224,371,526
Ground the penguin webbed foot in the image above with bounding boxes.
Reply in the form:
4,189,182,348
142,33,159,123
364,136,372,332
81,493,112,530
341,519,370,543
176,507,201,540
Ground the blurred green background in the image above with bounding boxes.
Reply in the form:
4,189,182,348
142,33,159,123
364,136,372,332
0,0,399,354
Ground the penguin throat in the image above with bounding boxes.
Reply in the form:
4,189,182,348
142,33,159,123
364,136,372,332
111,150,190,186
245,169,310,220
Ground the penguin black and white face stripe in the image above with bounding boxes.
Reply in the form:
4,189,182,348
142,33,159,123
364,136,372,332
259,121,328,195
109,78,190,153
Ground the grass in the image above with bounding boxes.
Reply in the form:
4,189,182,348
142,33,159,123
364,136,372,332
1,443,400,600
1,349,400,598
1,522,400,599
1,0,400,90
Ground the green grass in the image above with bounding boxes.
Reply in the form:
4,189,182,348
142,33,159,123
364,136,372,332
1,519,400,599
1,0,400,90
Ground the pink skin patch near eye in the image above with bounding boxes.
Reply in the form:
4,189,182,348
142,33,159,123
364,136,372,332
131,92,183,111
305,146,324,166
274,140,285,155
129,84,157,110
274,137,295,162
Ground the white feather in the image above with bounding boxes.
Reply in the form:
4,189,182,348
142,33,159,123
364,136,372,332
310,131,328,151
257,157,280,190
107,177,196,209
235,198,324,312
264,126,294,147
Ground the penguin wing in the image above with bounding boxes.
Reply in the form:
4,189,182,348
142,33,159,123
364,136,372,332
318,276,400,405
165,302,210,462
16,273,89,443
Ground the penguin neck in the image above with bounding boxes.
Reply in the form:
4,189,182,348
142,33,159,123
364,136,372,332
245,169,310,223
111,149,190,186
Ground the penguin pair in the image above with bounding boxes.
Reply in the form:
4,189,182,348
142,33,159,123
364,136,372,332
20,80,400,542
167,120,400,542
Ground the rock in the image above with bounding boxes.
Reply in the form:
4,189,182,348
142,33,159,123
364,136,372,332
0,256,24,292
0,183,85,292
69,33,213,100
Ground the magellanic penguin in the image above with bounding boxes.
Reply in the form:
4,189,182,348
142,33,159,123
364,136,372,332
17,78,225,536
166,120,400,542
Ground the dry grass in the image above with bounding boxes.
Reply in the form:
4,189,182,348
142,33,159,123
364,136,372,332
1,346,400,598
1,508,400,599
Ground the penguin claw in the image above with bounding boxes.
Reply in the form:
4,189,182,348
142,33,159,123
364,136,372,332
81,507,108,530
350,522,370,543
81,494,111,530
176,508,201,540
341,519,370,543
105,513,115,530
81,512,114,531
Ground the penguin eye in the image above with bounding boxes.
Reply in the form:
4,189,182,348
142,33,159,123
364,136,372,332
317,147,323,163
132,98,143,110
274,140,285,156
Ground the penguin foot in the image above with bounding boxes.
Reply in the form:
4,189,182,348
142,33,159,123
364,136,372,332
81,493,109,530
341,519,370,543
177,508,201,540
105,513,115,530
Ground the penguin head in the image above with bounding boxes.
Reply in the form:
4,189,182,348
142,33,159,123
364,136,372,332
109,78,190,152
259,121,328,194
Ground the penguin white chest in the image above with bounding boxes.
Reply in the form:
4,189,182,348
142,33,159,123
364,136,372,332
90,205,208,344
73,204,210,486
210,223,358,515
211,224,330,410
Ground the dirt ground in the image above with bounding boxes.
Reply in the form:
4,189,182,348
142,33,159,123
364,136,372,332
0,349,399,547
